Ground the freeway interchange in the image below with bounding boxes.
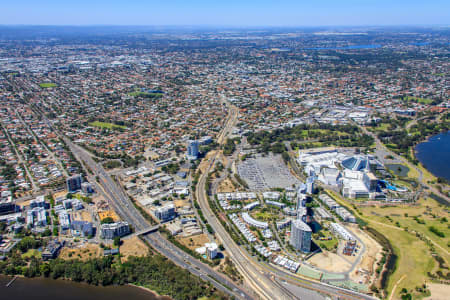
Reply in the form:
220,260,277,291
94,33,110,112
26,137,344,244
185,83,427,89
64,138,252,300
194,106,375,300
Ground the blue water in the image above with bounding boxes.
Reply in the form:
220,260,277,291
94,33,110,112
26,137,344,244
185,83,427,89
415,131,450,181
305,44,381,50
410,42,430,46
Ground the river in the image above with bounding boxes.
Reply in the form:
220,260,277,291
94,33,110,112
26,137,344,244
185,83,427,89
415,131,450,181
0,275,171,300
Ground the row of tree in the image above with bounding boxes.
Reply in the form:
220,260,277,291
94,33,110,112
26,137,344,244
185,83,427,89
0,253,228,300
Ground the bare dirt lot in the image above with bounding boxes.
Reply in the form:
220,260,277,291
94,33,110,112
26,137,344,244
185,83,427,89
308,250,352,273
73,210,92,222
120,236,149,261
424,283,450,300
60,243,102,261
174,199,190,208
347,225,382,283
217,177,236,193
198,150,218,174
177,233,210,251
216,151,228,167
98,210,120,222
53,190,68,199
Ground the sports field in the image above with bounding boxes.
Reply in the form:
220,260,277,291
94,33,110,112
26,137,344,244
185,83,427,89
89,121,126,130
39,82,57,88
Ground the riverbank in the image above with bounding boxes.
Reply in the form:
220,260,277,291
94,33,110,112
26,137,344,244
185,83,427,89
129,284,172,300
0,252,227,299
0,275,162,300
415,131,450,182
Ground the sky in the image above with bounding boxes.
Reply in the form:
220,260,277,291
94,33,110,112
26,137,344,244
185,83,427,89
1,0,449,27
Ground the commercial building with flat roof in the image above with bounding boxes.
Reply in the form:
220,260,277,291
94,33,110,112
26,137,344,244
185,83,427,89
101,221,130,239
66,174,82,193
155,203,176,222
186,140,199,160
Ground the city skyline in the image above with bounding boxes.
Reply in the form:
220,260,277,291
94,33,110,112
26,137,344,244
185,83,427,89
1,0,449,27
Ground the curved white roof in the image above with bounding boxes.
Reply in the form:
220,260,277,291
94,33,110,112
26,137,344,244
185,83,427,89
242,212,268,228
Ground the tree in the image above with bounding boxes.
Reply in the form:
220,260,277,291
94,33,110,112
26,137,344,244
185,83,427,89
113,236,122,247
101,217,115,224
16,236,41,253
42,228,52,237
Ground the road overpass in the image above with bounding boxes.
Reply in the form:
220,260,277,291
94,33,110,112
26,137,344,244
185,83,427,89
63,138,252,300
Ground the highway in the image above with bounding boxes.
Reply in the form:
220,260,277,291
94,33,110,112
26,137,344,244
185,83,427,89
36,108,253,298
195,103,298,300
195,103,376,300
40,103,374,300
196,147,374,300
196,157,298,300
63,137,252,300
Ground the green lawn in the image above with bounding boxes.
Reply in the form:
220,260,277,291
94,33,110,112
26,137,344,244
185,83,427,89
325,190,448,298
313,228,338,251
370,122,391,132
72,193,93,204
316,237,338,251
129,91,163,98
89,121,126,130
404,96,434,105
39,82,57,88
360,199,450,257
367,217,436,299
22,249,42,259
299,129,349,137
253,211,279,221
297,265,322,280
357,199,449,298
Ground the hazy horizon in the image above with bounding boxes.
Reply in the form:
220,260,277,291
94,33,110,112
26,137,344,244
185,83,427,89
2,0,449,27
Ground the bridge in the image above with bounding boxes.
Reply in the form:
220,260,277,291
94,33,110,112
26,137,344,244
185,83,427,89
135,225,160,236
122,225,160,239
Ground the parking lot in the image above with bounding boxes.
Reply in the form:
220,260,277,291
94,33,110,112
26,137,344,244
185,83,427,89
237,154,299,190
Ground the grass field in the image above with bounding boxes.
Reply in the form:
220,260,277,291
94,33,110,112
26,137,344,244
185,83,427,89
406,164,420,179
299,129,349,137
418,162,439,184
325,190,449,298
362,215,437,299
404,96,434,105
359,199,449,259
39,82,57,88
253,210,280,221
370,122,391,132
89,121,126,130
22,249,41,259
314,228,338,251
129,91,163,98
